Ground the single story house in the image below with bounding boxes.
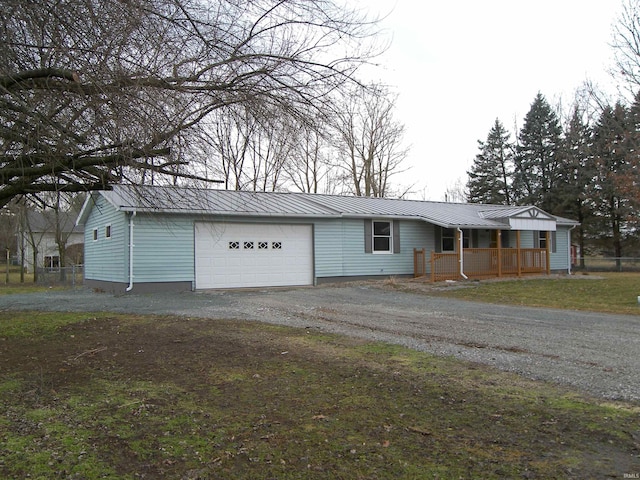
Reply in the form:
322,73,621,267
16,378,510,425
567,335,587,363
76,185,579,293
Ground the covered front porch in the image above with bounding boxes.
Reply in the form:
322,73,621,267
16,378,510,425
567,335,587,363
414,205,560,281
426,230,551,282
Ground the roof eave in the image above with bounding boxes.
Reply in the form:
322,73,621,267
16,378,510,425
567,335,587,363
118,206,341,219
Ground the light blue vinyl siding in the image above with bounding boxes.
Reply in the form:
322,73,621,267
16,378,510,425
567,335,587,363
84,202,194,284
550,226,570,271
520,228,570,270
83,195,128,282
131,215,194,283
315,219,432,278
519,230,535,248
84,195,573,286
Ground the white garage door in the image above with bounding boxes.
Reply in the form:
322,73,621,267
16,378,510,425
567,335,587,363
195,222,313,289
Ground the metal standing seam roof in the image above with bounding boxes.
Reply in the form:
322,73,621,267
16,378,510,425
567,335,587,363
80,185,578,229
25,210,84,233
100,185,339,217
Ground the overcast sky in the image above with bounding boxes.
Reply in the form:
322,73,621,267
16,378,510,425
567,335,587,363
359,0,623,201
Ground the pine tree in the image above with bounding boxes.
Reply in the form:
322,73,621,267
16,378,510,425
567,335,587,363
466,118,513,205
620,90,640,232
590,102,631,264
513,93,564,212
557,106,594,266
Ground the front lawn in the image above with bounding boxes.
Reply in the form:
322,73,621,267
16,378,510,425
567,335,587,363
1,311,638,479
418,272,640,315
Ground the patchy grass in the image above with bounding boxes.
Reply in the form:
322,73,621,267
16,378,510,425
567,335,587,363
420,272,640,315
0,311,638,479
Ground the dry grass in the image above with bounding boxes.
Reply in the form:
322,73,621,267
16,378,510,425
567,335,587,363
1,311,638,479
407,272,640,315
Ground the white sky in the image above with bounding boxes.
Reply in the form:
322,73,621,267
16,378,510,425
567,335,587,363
358,0,623,201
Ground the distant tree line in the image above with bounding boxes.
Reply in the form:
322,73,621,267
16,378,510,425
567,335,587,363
465,0,640,262
466,91,640,261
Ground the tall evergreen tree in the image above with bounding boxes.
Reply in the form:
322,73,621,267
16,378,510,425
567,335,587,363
466,118,513,204
513,93,564,212
619,90,640,231
557,106,595,266
590,102,631,264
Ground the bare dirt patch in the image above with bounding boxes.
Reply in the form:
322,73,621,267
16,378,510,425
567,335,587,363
1,312,639,479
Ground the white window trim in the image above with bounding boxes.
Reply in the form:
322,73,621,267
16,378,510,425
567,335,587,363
92,228,98,242
372,220,393,254
105,224,112,239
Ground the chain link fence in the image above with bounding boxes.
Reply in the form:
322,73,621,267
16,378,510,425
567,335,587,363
574,257,640,272
34,265,84,288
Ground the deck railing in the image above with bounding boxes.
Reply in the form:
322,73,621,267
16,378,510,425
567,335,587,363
429,248,547,281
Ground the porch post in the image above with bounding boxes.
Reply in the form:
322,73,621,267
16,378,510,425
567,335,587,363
546,231,551,275
455,228,461,279
430,251,435,283
497,230,502,278
516,230,521,277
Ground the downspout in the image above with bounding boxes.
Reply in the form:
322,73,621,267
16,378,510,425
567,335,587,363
125,211,136,292
567,225,576,275
457,228,468,280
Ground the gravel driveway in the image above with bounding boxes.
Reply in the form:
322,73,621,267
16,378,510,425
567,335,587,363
2,283,639,403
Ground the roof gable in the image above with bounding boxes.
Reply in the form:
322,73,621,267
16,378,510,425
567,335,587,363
479,206,557,231
26,210,84,233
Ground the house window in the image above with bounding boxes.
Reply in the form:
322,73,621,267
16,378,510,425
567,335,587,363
461,229,474,248
45,255,60,270
243,241,254,250
490,230,509,248
538,231,547,249
272,242,282,250
372,221,392,253
258,241,268,250
105,225,111,239
229,241,240,250
538,231,556,253
93,228,98,241
442,228,455,252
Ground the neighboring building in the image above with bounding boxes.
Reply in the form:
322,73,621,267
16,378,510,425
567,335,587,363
76,185,579,293
18,210,84,272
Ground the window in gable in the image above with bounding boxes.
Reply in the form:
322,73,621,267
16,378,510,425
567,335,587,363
373,221,392,253
92,228,98,241
105,225,111,239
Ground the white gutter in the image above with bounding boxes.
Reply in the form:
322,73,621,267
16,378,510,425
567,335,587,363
457,227,468,280
567,224,576,275
125,211,136,292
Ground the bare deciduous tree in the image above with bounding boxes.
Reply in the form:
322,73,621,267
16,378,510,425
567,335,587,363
0,0,383,207
284,121,336,194
612,0,640,96
332,83,410,198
